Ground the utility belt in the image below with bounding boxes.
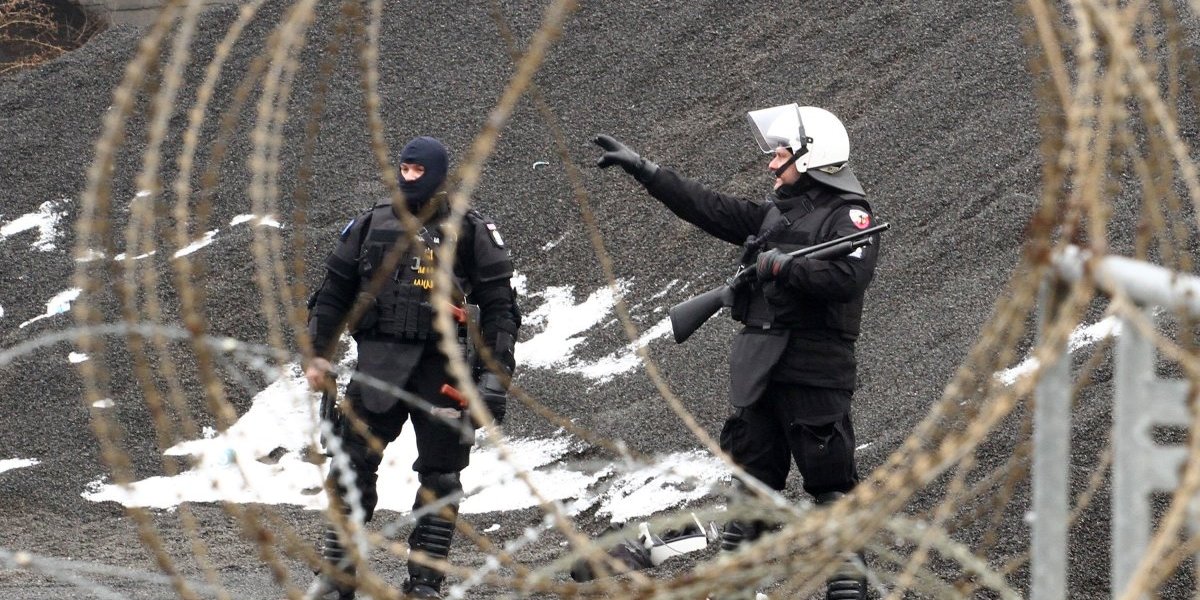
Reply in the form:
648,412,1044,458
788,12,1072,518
730,284,825,331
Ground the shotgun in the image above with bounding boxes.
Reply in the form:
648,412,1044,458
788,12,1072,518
668,222,890,343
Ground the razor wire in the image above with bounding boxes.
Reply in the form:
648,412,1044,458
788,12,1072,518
0,0,1197,598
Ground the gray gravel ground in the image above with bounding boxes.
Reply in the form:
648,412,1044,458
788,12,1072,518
1,0,1185,598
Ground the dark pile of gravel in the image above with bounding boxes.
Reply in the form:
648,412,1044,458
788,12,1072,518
0,1,1146,598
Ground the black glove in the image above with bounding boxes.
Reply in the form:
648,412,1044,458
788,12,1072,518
477,372,507,426
593,134,659,184
755,248,794,281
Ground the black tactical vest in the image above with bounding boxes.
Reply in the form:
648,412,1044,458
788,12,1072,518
731,189,869,333
356,204,466,341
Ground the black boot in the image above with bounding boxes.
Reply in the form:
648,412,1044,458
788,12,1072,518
826,552,868,600
403,512,455,599
719,519,767,553
814,492,868,600
708,519,768,600
304,524,356,600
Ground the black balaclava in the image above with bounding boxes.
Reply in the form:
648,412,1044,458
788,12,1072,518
399,136,449,212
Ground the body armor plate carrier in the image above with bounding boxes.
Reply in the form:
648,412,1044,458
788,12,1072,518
355,204,465,341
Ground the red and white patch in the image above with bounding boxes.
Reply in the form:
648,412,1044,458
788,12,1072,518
486,222,505,247
848,208,871,229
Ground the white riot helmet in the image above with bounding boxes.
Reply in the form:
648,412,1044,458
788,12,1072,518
746,103,863,195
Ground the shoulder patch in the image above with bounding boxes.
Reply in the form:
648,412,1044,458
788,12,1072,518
485,222,505,248
339,218,356,240
847,207,871,230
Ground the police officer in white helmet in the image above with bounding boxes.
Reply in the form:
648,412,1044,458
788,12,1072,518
594,104,878,600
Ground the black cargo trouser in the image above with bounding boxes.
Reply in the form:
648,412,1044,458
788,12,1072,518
327,344,472,521
719,382,859,499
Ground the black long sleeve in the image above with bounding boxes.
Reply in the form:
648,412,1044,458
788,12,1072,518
644,167,770,246
468,279,520,376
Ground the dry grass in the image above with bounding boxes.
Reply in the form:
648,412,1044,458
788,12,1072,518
0,0,105,75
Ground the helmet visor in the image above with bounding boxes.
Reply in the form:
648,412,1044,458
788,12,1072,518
747,103,804,153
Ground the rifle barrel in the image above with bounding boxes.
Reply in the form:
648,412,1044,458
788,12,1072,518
786,222,890,259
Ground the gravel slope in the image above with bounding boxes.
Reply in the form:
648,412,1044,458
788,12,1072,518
0,0,1150,598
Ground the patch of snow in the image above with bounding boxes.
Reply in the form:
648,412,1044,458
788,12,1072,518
173,230,219,258
996,316,1121,385
0,199,70,251
0,458,40,475
18,288,83,329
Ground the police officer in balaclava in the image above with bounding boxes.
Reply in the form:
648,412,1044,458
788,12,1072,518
303,136,521,600
594,105,879,600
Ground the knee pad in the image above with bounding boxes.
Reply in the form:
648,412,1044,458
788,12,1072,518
417,471,462,499
410,474,460,569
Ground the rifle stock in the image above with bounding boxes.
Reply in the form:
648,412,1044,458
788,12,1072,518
668,222,890,343
669,286,735,343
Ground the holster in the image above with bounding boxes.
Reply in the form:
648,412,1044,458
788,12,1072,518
731,235,767,326
458,303,481,372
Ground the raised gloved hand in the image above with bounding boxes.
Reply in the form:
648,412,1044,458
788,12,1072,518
755,248,794,281
593,134,659,184
477,372,508,426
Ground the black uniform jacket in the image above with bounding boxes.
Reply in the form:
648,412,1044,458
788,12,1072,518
308,202,519,412
645,168,879,404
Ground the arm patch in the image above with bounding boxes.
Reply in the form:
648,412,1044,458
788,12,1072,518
466,211,514,284
847,207,871,230
485,222,506,248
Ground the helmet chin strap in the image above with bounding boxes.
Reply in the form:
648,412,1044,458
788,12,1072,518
773,138,812,178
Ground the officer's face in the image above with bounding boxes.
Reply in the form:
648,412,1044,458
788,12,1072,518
400,162,427,182
768,146,800,189
763,144,801,187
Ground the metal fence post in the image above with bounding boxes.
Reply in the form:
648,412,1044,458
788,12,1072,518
1031,279,1071,600
1038,246,1200,598
1111,308,1190,599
